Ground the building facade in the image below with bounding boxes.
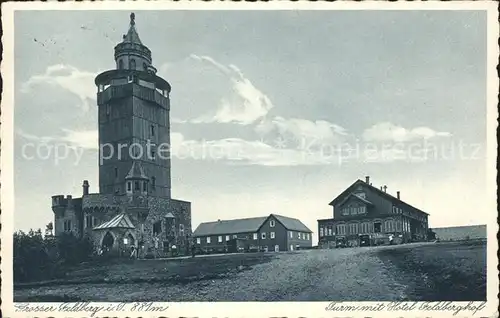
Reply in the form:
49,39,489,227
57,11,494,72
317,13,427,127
317,176,429,248
51,13,192,258
193,214,313,253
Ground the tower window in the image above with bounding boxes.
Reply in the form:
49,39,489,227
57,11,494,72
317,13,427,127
143,181,148,192
65,220,72,232
87,215,93,229
127,181,132,192
153,221,162,236
143,62,148,71
151,177,156,189
118,59,124,69
134,181,140,191
151,125,155,136
130,59,136,70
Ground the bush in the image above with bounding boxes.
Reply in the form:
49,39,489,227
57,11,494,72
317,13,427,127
13,230,96,283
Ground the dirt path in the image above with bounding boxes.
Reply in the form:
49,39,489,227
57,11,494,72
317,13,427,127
190,247,409,301
15,242,485,302
15,248,409,302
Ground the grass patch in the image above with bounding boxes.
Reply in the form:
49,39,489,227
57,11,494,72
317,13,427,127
376,241,486,301
15,253,275,289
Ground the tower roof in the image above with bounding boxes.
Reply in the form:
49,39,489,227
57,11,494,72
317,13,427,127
125,161,149,180
122,12,142,44
93,213,135,230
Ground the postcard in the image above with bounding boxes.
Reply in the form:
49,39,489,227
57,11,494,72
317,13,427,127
1,1,498,317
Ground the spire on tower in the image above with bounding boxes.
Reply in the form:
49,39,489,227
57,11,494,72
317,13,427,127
130,12,135,26
122,12,142,44
125,161,149,180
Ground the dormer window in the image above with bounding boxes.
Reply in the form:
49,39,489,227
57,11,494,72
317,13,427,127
355,192,366,199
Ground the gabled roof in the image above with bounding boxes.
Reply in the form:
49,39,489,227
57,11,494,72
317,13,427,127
122,12,142,44
329,179,429,215
193,214,312,237
164,212,175,219
337,193,374,207
125,161,148,180
193,216,268,236
271,214,312,233
93,213,135,230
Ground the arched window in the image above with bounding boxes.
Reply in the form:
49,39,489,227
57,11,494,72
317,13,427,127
118,59,124,69
130,59,136,70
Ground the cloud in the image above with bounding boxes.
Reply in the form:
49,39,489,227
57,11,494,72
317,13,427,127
188,54,274,125
170,132,346,167
21,64,98,112
17,128,98,150
171,117,188,124
255,116,349,149
362,122,452,142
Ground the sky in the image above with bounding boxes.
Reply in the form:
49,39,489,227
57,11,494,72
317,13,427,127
13,10,490,243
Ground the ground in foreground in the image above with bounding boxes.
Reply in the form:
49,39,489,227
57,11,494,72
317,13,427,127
14,240,486,302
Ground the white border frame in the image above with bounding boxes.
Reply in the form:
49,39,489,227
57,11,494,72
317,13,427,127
1,1,498,317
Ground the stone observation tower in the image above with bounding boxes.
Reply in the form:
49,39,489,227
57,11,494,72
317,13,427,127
95,12,172,199
51,13,192,258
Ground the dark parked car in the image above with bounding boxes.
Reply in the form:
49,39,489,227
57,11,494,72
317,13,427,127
359,234,370,247
336,237,347,248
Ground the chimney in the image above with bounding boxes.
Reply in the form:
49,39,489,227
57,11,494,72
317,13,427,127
365,176,370,184
83,180,89,195
397,191,400,199
383,185,387,193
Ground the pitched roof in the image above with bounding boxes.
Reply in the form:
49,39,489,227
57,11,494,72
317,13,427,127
125,161,148,180
329,179,429,215
122,12,142,44
193,214,312,236
164,212,175,219
93,213,135,230
337,193,374,207
272,214,312,233
193,216,268,236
